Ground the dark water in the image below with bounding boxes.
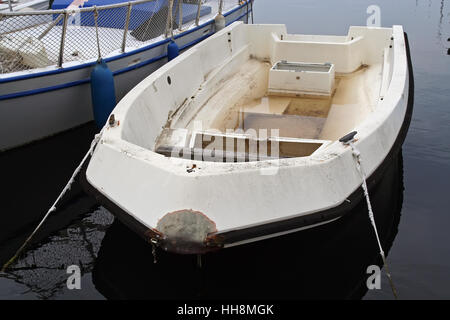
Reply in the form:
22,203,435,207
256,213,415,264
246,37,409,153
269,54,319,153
1,0,449,299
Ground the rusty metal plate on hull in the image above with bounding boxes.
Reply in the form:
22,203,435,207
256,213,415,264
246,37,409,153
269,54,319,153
154,209,220,254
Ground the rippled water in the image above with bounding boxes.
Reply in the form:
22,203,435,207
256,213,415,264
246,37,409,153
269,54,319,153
1,0,449,299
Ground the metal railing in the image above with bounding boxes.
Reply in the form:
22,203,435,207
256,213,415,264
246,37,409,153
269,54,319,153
0,0,245,74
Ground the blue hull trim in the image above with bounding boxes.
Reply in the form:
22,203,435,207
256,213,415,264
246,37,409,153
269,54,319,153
0,27,215,100
0,6,251,101
0,3,250,85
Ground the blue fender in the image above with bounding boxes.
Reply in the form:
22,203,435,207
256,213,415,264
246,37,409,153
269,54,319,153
167,40,179,61
90,59,116,128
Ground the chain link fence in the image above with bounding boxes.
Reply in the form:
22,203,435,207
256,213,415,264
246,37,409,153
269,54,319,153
0,0,243,74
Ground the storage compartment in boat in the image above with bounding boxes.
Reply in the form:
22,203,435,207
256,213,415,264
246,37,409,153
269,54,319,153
268,61,335,96
235,111,327,140
210,94,333,140
155,129,327,162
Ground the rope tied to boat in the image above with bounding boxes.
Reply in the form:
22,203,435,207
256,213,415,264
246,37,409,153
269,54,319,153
94,6,102,61
340,131,398,299
219,0,224,15
1,129,105,273
166,0,175,39
150,238,158,264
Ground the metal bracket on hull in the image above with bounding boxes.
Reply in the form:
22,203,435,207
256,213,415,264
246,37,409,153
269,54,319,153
144,210,223,255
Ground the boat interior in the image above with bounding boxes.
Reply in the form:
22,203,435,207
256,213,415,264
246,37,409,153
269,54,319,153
121,24,395,162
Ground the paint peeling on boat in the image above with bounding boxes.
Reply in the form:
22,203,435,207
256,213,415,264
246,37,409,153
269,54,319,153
153,209,219,254
204,233,225,248
144,228,165,243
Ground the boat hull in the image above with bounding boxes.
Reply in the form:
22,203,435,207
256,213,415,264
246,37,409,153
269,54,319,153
0,4,251,151
80,32,414,252
81,23,414,254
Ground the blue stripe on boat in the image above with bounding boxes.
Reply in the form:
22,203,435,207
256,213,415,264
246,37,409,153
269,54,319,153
0,3,247,84
0,7,250,100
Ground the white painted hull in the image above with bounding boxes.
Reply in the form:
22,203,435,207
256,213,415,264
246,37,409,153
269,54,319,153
0,3,251,151
83,22,413,253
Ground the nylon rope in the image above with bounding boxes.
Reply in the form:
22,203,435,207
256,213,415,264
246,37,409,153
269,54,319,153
348,141,398,299
94,6,101,61
168,0,174,39
142,2,159,39
1,129,104,272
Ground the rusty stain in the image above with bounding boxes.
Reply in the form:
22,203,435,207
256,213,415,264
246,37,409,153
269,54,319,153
186,164,197,173
152,209,220,254
343,138,359,147
144,228,165,242
108,114,115,126
204,233,225,248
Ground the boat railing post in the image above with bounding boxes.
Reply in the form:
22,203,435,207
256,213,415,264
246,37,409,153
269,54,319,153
121,2,132,52
219,0,223,15
178,0,182,31
195,0,201,26
246,0,249,24
8,0,13,12
165,0,174,38
58,10,69,68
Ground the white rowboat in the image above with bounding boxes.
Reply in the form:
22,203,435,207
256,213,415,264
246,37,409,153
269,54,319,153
82,22,414,254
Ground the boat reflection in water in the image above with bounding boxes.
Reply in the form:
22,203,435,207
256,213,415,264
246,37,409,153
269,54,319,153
92,150,405,300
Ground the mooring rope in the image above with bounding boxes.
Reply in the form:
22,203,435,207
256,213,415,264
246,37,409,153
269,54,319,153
94,6,101,61
167,0,174,39
219,0,224,15
347,140,398,299
1,130,104,273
